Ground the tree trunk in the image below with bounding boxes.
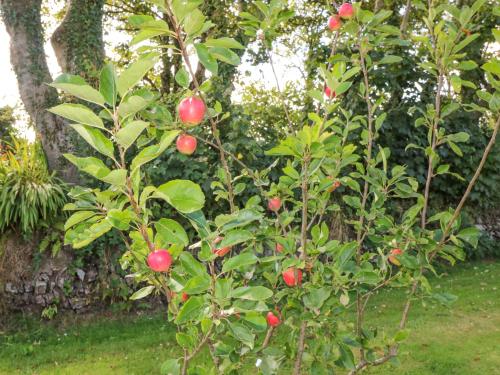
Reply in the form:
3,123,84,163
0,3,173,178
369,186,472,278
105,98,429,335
51,0,105,80
0,0,77,182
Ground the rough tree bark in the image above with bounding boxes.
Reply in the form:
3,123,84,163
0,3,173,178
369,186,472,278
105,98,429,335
51,0,105,80
0,0,77,181
1,0,106,182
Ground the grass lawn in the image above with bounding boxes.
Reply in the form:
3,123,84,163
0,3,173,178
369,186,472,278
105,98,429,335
1,261,499,375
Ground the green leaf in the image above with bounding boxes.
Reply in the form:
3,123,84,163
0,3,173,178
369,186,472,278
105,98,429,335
160,359,180,375
100,63,118,106
48,104,104,129
303,287,331,310
243,312,267,331
209,47,240,66
70,124,115,158
50,83,106,106
450,75,461,93
378,55,402,65
447,131,470,143
183,274,211,294
174,67,190,88
131,130,179,171
101,169,127,186
156,180,205,213
117,54,160,97
195,43,218,75
172,0,203,22
155,218,189,248
118,96,151,118
130,285,155,300
482,60,500,77
175,296,204,324
179,252,206,277
107,209,134,230
204,37,245,49
229,322,254,349
222,252,258,273
65,211,97,230
183,9,205,35
457,226,479,248
231,286,272,301
115,120,149,150
64,154,110,178
219,229,253,248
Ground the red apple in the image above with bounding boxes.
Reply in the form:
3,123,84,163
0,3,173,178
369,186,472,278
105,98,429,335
266,312,281,327
328,15,342,31
324,86,336,99
178,96,206,126
268,197,282,212
276,243,284,253
176,134,197,155
388,248,403,266
181,292,189,302
147,250,172,272
282,268,303,287
212,236,232,257
338,3,355,19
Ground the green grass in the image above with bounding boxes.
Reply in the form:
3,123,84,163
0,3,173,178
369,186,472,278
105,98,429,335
1,261,499,375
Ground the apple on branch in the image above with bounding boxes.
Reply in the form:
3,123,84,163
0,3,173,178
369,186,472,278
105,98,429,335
176,134,197,155
147,249,173,272
178,96,206,126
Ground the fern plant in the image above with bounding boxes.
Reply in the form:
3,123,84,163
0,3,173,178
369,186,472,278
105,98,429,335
0,137,67,235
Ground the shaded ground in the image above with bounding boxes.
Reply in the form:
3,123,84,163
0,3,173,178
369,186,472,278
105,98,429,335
1,261,499,375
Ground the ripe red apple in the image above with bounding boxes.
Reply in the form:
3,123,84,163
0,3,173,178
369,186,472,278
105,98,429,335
268,197,282,212
388,248,403,266
147,250,172,272
176,134,197,155
338,3,355,19
328,15,342,31
181,292,189,302
212,236,232,257
266,311,281,327
178,96,206,126
282,268,303,287
324,86,336,99
275,243,284,253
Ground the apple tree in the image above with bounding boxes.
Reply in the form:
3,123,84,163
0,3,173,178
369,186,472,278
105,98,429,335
51,0,500,374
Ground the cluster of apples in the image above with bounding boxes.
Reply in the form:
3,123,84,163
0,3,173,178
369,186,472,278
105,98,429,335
324,3,355,99
176,96,206,155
